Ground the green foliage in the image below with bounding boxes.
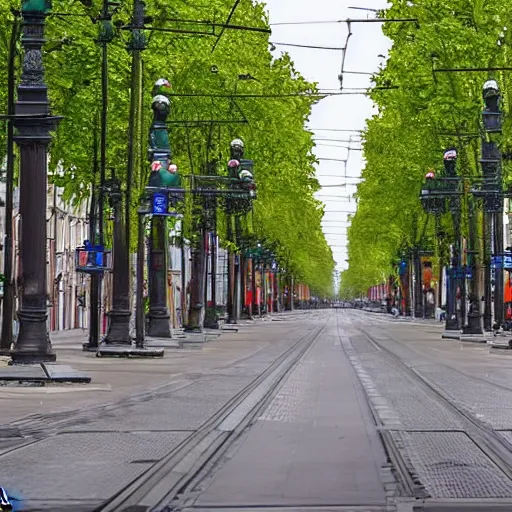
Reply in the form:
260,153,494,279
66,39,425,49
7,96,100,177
0,0,334,295
342,0,512,296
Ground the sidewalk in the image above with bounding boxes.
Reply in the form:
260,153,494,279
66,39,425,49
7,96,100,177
0,316,325,509
0,319,307,426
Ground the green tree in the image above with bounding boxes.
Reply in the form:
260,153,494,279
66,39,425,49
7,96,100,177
343,0,512,296
0,0,334,295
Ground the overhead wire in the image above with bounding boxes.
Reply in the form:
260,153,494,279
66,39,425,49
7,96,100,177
314,138,360,143
211,0,241,53
309,128,363,132
164,91,377,98
270,18,418,26
339,21,353,90
268,13,406,249
270,41,345,50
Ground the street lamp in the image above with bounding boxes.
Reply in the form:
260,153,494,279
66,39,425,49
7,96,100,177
226,139,243,324
82,0,117,352
481,79,504,331
100,171,132,347
146,79,178,337
482,80,501,132
443,148,465,335
225,138,256,323
419,149,463,336
10,0,62,363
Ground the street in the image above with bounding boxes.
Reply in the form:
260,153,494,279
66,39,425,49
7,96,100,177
4,310,512,511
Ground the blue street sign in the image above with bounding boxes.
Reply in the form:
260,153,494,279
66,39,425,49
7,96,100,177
491,254,512,269
152,193,168,215
492,256,503,267
448,266,472,279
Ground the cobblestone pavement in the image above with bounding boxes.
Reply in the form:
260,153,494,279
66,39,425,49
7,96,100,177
179,318,390,512
339,308,512,504
6,308,512,511
0,319,311,424
0,315,324,509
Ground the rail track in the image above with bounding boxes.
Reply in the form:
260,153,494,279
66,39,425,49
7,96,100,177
335,308,512,506
94,325,324,512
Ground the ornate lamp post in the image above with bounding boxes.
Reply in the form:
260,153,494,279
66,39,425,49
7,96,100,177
444,149,464,334
131,78,181,350
0,15,20,354
226,139,243,324
146,80,177,337
10,0,61,363
419,150,463,338
203,158,219,329
225,138,255,323
82,0,116,351
482,79,504,331
99,171,131,347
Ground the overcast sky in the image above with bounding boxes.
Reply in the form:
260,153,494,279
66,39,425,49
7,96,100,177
263,0,392,274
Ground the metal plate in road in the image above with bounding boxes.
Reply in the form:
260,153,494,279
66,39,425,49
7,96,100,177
0,431,189,501
398,431,512,498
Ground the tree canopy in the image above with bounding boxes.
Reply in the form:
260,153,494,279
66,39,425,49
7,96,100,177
0,0,335,296
342,0,512,297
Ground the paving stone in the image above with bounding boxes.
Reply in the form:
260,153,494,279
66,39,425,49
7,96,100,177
42,364,91,383
0,364,48,382
355,352,463,430
63,376,253,432
195,329,387,508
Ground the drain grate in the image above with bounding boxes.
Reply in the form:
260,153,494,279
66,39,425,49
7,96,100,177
398,431,512,498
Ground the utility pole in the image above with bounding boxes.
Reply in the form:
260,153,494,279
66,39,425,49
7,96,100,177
83,0,115,351
463,193,484,335
234,214,242,319
103,0,145,345
413,247,422,318
10,1,61,363
246,256,253,318
204,158,218,329
252,253,258,313
180,230,187,326
135,206,145,346
226,215,235,323
0,15,19,353
187,214,206,331
446,149,462,334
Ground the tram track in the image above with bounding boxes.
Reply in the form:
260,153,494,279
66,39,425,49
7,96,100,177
94,325,325,512
360,326,512,479
334,310,427,500
336,308,512,504
357,310,512,396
